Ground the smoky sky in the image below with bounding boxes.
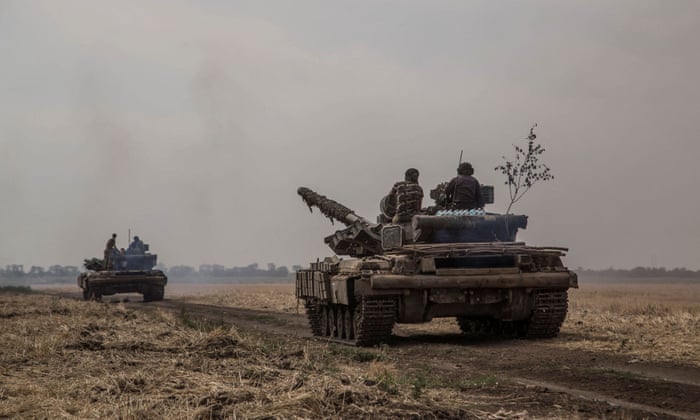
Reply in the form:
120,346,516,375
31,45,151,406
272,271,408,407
1,0,699,270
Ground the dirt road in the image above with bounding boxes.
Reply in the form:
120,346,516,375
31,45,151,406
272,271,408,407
120,296,700,419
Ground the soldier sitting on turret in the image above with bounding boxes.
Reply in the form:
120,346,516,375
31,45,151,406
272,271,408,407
127,236,146,255
445,162,484,210
389,168,423,223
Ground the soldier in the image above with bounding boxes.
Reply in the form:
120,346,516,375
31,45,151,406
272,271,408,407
389,168,423,223
445,162,484,210
127,236,146,255
104,233,117,269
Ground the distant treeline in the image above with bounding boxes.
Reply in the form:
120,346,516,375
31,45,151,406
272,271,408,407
575,267,700,278
166,263,300,278
1,264,80,278
0,263,300,280
4,264,699,281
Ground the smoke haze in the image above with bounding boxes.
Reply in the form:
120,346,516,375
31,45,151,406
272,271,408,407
1,0,699,270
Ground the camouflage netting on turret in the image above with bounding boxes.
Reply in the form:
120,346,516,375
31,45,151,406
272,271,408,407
298,187,354,225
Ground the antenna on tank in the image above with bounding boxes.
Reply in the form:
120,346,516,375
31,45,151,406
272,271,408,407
449,149,463,208
128,228,131,244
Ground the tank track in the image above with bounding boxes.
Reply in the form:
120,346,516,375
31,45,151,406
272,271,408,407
353,297,396,346
303,297,396,346
524,288,568,338
457,288,568,339
304,300,323,336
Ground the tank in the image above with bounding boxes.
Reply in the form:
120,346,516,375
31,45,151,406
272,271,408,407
295,185,578,346
77,240,167,302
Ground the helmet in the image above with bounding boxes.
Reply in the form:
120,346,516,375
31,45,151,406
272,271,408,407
405,168,419,182
457,162,474,176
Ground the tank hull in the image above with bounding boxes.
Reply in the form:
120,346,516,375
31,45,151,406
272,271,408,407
297,243,577,346
77,270,167,302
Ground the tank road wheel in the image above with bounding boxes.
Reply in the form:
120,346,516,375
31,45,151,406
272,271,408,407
320,305,331,336
82,289,90,301
337,306,346,339
352,307,364,343
352,297,396,347
329,304,339,338
343,306,355,340
304,300,323,336
523,289,569,339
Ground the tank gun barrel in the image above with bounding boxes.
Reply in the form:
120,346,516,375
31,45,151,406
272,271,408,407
298,187,371,226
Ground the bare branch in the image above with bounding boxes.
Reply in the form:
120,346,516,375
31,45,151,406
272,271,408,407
494,124,554,214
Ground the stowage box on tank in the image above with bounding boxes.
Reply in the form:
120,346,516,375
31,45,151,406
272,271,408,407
77,240,167,302
295,185,578,346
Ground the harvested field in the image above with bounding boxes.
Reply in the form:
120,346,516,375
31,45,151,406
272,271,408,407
4,279,700,419
0,290,552,419
563,283,700,367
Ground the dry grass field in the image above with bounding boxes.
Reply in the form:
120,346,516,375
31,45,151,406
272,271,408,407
3,279,699,418
563,282,700,367
0,288,532,419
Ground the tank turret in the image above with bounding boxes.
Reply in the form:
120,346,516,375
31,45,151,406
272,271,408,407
298,186,529,255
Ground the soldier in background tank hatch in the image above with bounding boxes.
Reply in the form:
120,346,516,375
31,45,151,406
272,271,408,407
389,168,423,223
445,162,484,210
104,233,117,269
127,235,146,255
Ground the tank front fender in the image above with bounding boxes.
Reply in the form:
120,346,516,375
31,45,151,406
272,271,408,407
353,277,406,297
370,271,576,289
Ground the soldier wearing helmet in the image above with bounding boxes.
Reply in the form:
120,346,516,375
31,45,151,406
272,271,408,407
127,235,146,255
445,162,484,210
387,168,423,223
404,168,419,183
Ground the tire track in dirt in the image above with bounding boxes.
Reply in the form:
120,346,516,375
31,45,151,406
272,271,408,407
512,378,697,420
389,333,700,419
